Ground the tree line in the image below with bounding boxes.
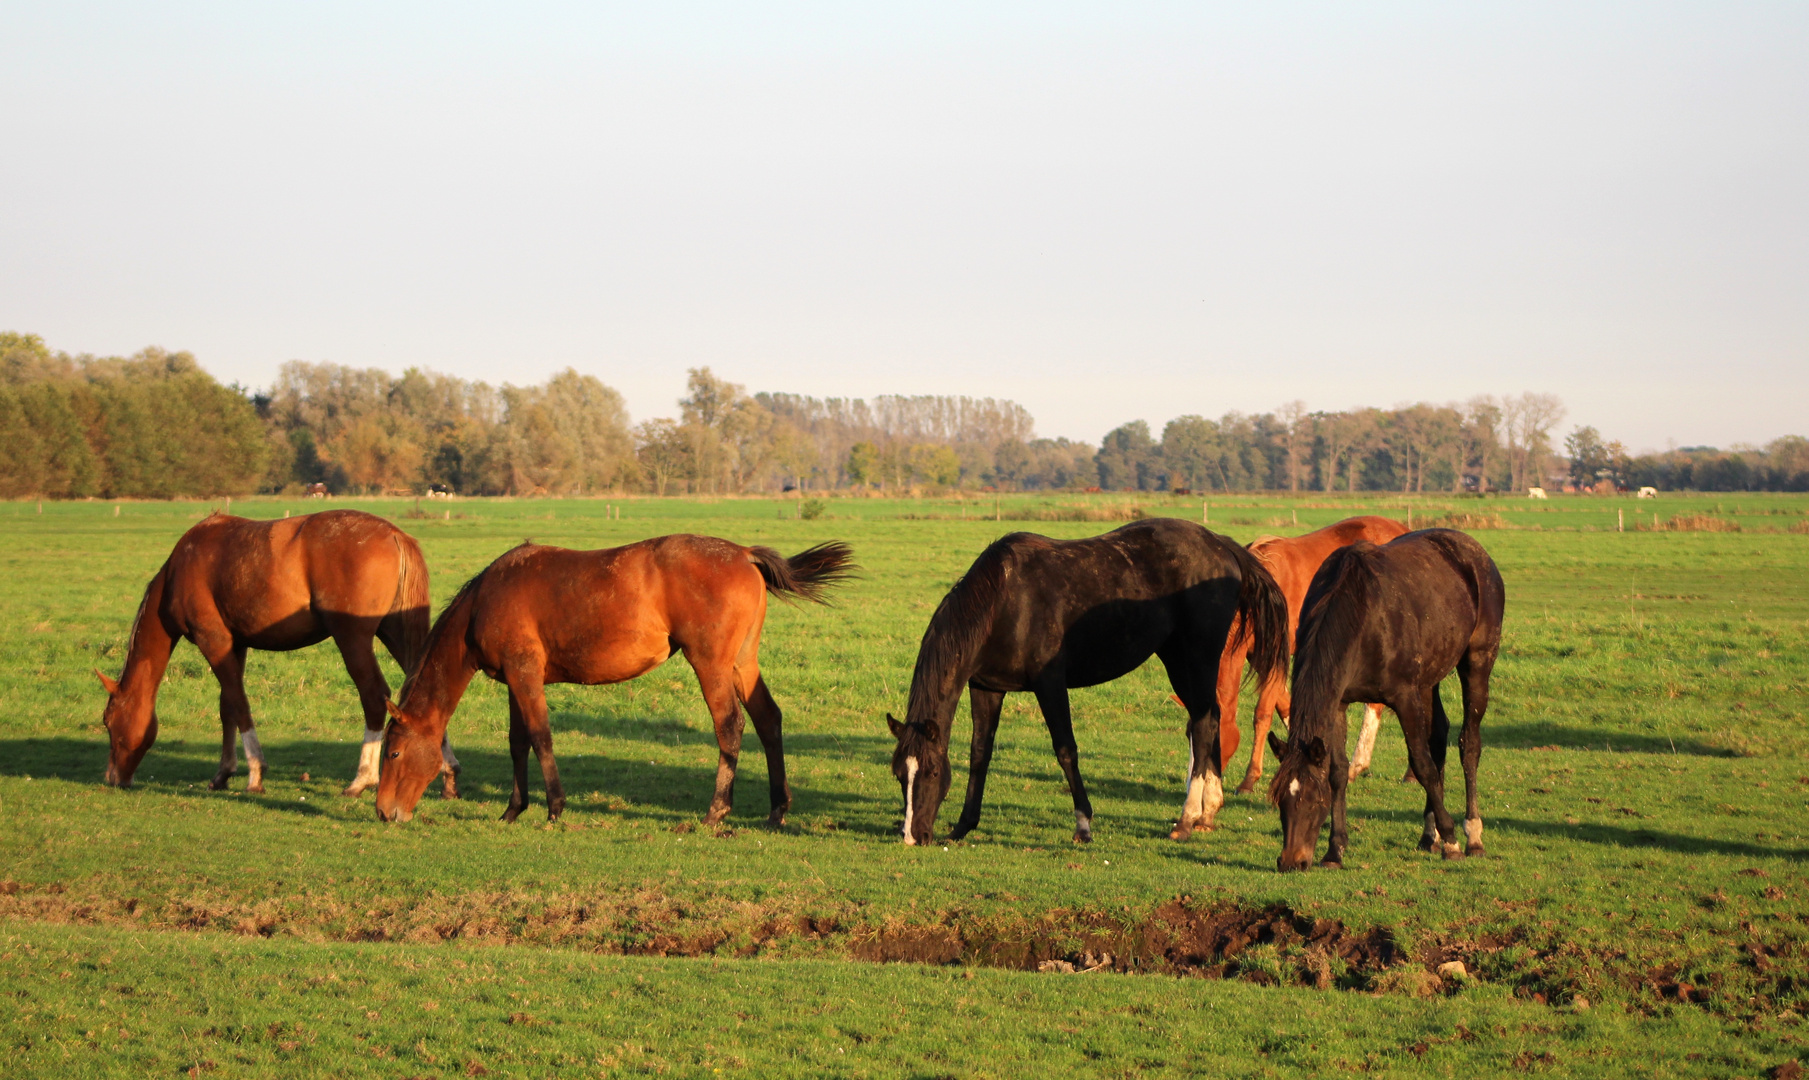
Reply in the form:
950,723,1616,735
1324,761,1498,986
3,331,1804,497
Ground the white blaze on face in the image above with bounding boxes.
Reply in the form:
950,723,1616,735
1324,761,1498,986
902,756,920,845
1288,777,1300,797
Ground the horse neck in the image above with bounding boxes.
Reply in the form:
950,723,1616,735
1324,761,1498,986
398,605,480,736
118,570,177,712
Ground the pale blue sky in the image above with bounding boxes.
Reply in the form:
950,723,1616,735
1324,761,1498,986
3,3,1804,450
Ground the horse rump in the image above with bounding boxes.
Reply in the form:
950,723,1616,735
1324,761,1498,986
748,541,857,604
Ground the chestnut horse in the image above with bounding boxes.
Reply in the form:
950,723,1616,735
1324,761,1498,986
1267,529,1504,871
1194,516,1410,810
96,510,460,795
374,535,854,825
886,518,1288,846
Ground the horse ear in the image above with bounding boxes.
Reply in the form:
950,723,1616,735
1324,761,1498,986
384,699,407,723
1304,736,1328,766
886,713,905,739
1266,730,1287,759
94,669,120,696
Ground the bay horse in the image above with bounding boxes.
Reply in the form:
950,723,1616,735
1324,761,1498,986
373,535,855,825
95,510,460,795
1266,529,1504,871
886,517,1289,846
1198,516,1410,810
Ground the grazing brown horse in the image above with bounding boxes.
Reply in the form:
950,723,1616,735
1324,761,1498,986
96,510,460,795
1267,529,1504,871
373,535,855,825
1202,516,1411,805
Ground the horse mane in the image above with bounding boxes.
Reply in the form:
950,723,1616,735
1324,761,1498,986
1269,543,1379,804
905,534,1042,726
397,561,495,705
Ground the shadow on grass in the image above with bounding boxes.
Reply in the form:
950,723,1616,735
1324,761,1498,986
1483,724,1731,756
1349,805,1807,862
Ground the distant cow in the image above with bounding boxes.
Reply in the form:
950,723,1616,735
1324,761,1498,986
305,483,329,499
1637,486,1657,499
1527,487,1548,500
427,484,453,499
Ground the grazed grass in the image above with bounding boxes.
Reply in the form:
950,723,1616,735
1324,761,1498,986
1,493,1808,1074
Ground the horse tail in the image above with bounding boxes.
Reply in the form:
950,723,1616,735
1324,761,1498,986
748,541,857,604
1222,536,1290,692
389,532,432,679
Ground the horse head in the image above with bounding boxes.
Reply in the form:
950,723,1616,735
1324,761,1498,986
95,668,156,788
1267,730,1333,872
887,713,951,846
374,699,440,822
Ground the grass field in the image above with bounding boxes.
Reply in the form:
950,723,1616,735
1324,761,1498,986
1,491,1806,1077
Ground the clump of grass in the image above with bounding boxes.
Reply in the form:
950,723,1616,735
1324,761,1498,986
1425,512,1510,530
1652,514,1741,533
1788,519,1809,535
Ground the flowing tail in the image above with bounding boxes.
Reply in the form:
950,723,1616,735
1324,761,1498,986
748,541,857,604
1221,536,1290,691
390,533,433,678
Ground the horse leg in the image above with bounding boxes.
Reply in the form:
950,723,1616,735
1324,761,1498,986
1412,684,1461,858
1348,703,1384,779
330,624,392,797
693,661,745,826
1213,634,1245,781
1457,655,1493,856
1172,708,1224,839
204,642,258,792
510,668,564,822
1033,683,1094,843
1238,668,1285,794
1324,735,1351,867
501,690,533,823
740,673,791,826
951,686,1004,841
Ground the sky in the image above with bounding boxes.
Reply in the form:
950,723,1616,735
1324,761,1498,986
3,2,1805,452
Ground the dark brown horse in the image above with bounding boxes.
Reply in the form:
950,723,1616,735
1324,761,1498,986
1267,529,1505,871
96,510,459,795
373,535,854,825
887,517,1289,846
1197,516,1410,810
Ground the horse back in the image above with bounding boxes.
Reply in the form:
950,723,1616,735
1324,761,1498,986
463,536,768,685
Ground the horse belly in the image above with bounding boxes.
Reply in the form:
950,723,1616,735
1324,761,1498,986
556,635,671,687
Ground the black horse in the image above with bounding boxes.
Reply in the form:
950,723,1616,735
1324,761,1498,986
887,517,1289,845
1267,529,1505,871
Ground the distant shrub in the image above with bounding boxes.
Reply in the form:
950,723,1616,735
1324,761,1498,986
1427,512,1510,530
1658,514,1741,533
798,498,826,520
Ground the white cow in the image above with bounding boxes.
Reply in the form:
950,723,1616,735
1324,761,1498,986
1527,487,1548,499
1637,486,1657,498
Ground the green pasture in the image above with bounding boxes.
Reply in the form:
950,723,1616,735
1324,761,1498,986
2,491,1807,1077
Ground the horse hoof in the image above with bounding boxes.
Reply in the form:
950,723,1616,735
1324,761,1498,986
1466,843,1486,858
247,783,265,795
440,782,459,801
1072,831,1092,844
1441,843,1465,861
340,785,363,798
1320,858,1343,869
208,777,230,792
501,807,523,824
1169,824,1191,840
1417,836,1437,852
1234,781,1257,795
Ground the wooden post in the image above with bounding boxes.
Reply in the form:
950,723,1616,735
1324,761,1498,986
114,504,120,517
1203,499,1209,525
1618,508,1624,532
1292,508,1297,527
